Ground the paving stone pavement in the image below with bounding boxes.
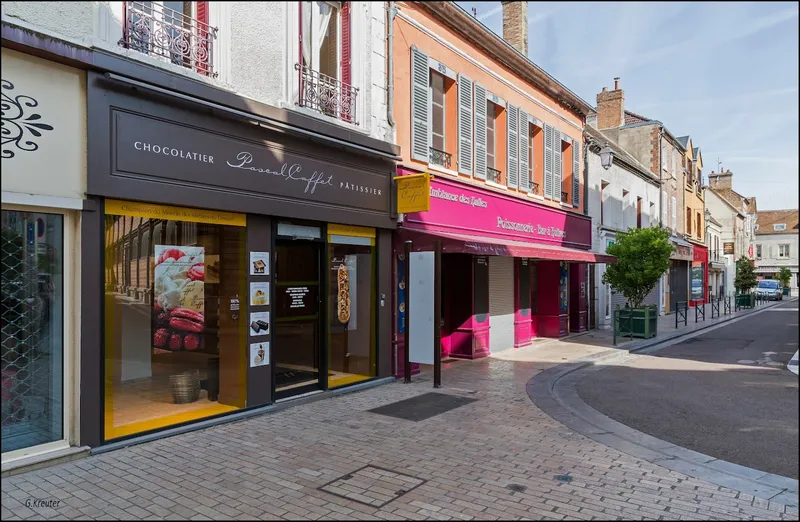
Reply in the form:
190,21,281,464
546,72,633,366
2,343,799,521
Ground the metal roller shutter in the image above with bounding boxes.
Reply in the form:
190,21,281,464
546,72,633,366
611,283,660,310
489,257,515,353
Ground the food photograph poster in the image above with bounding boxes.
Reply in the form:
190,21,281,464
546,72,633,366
153,245,207,353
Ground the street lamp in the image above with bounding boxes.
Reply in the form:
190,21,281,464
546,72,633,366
600,144,614,170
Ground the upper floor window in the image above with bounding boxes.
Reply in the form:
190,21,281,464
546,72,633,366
121,1,216,77
779,244,791,258
297,1,357,124
686,207,692,236
774,223,787,231
529,123,543,195
486,102,498,171
756,244,762,258
696,212,702,240
428,71,453,169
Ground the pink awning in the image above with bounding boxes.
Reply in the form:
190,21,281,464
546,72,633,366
399,229,617,264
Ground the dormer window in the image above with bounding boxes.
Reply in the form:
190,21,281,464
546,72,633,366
774,224,787,231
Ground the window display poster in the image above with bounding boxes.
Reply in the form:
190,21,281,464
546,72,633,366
250,282,270,306
250,342,270,367
205,254,220,284
691,264,704,300
332,256,358,330
249,311,270,336
153,245,207,353
559,261,569,312
250,252,270,276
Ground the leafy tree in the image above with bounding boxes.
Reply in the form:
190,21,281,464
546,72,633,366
602,226,672,309
778,267,792,288
734,256,757,294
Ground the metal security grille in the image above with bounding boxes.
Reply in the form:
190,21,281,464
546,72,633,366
489,257,515,353
1,214,60,451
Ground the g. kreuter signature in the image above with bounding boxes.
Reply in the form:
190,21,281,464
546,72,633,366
227,152,333,194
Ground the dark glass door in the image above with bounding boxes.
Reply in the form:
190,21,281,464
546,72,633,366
274,240,323,399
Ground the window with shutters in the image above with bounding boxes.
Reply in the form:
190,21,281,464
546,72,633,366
120,1,216,76
637,197,643,228
662,190,668,225
530,124,543,196
430,71,447,166
486,102,499,180
696,212,702,240
756,244,762,258
686,207,692,236
600,180,609,226
297,1,358,124
560,139,572,204
671,196,677,231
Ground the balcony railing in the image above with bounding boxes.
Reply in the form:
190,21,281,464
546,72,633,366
120,1,217,77
530,182,540,195
429,147,452,169
296,64,359,125
487,167,502,184
561,191,569,203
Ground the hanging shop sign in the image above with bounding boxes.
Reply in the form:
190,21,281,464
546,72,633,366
395,173,431,213
723,242,734,255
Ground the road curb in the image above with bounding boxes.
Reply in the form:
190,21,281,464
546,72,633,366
527,301,799,509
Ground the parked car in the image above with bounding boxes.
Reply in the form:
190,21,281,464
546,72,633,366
755,280,783,301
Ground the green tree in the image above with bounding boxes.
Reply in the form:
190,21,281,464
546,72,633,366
602,226,673,309
778,267,792,288
734,256,757,294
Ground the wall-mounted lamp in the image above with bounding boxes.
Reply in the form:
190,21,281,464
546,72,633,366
600,144,614,170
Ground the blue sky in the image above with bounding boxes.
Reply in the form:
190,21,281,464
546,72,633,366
456,1,799,210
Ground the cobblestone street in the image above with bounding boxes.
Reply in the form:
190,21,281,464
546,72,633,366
3,339,798,521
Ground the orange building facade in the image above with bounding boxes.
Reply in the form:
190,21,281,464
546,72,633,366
391,2,611,371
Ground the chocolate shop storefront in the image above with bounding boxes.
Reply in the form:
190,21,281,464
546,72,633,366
81,72,397,446
393,173,614,372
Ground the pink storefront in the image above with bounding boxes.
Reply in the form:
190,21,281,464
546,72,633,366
393,174,614,375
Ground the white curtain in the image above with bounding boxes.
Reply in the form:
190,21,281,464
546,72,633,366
301,1,332,72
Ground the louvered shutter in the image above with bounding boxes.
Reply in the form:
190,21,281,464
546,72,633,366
518,109,529,192
410,47,430,162
553,129,562,201
457,74,473,176
543,123,554,199
662,190,668,225
196,1,210,76
474,84,487,180
341,2,351,87
671,196,677,230
507,104,518,189
572,140,580,206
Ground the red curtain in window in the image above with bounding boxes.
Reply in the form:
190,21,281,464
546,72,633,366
196,1,210,75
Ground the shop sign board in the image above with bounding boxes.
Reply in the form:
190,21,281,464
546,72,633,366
723,242,734,255
110,112,391,214
395,173,431,213
403,173,591,249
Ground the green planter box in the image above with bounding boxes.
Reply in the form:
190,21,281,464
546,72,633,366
783,288,791,297
614,306,658,339
735,294,755,308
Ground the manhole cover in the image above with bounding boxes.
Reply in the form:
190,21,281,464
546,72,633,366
319,465,426,508
553,474,573,483
368,392,477,422
506,484,527,493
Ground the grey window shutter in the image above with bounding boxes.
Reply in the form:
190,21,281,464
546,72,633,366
410,47,430,163
519,109,529,192
507,104,518,189
572,140,580,206
544,123,553,199
457,74,473,176
474,84,487,180
553,128,562,201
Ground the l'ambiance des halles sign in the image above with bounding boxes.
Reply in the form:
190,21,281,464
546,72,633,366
429,185,567,240
115,112,388,212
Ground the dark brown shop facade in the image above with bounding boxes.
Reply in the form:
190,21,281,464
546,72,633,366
81,68,398,447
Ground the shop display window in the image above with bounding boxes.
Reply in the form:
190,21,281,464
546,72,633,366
104,201,246,440
1,211,64,453
327,229,376,388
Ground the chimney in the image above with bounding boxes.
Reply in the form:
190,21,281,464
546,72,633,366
501,1,528,56
596,77,625,129
709,170,733,190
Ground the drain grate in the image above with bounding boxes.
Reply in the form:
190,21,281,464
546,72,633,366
553,474,573,483
319,465,426,508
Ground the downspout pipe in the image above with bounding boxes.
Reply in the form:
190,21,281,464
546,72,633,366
387,1,396,128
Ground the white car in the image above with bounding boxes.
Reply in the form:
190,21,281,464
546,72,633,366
755,280,783,301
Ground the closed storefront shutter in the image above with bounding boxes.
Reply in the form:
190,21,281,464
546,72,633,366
489,257,515,353
611,284,660,310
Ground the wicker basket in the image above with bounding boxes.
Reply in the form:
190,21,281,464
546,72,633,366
169,370,201,404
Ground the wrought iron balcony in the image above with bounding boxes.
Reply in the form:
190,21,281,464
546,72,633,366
429,147,452,169
295,64,359,125
530,182,540,195
487,167,502,184
561,191,569,203
119,1,217,77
